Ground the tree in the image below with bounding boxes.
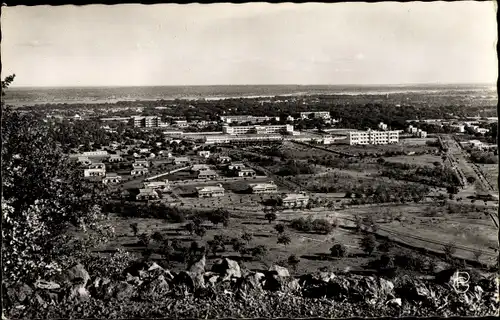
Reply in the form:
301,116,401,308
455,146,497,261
443,242,456,260
130,223,139,236
194,226,207,238
330,243,347,258
241,232,253,244
378,241,395,253
274,223,286,234
472,249,482,262
265,212,277,224
152,231,164,243
185,221,196,235
287,254,300,272
2,74,111,283
360,234,377,256
208,208,230,227
138,233,151,247
232,238,246,255
251,245,268,260
277,234,292,247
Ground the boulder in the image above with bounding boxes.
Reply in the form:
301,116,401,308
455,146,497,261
67,284,90,301
268,265,290,277
126,273,144,286
211,258,242,280
318,272,336,282
175,271,205,291
57,263,90,287
140,275,170,300
34,280,60,290
188,255,206,275
112,281,136,301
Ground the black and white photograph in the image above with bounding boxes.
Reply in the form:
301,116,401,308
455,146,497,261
1,1,499,319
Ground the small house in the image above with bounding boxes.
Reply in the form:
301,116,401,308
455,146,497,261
198,169,218,180
249,181,277,194
133,160,149,168
196,185,225,198
281,192,310,208
136,188,159,201
102,173,122,184
238,168,256,177
131,168,149,176
228,162,245,170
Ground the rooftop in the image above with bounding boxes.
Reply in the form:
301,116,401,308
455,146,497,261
196,186,225,192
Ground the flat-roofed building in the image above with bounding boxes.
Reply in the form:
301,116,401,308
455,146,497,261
217,156,232,163
131,116,160,128
143,180,170,191
102,173,122,184
77,156,92,166
378,122,388,131
205,134,283,145
281,192,310,208
132,160,149,168
198,169,218,180
89,163,106,170
136,188,159,201
191,164,210,172
196,185,225,198
228,162,246,170
300,111,331,120
347,129,399,145
173,157,190,165
220,115,280,124
238,168,256,177
131,168,149,176
222,124,293,135
108,154,124,163
84,168,106,177
82,150,109,158
249,181,278,194
198,150,211,158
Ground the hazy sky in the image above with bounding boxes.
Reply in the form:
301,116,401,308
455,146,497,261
2,2,498,87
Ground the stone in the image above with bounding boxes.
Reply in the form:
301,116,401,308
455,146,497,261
268,265,290,277
6,283,33,305
58,263,90,287
126,273,144,286
211,258,242,280
318,272,336,283
141,275,170,299
188,255,206,275
68,285,90,301
34,280,60,290
113,281,136,301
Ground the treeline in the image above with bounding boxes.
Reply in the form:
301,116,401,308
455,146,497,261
275,160,317,176
469,151,498,164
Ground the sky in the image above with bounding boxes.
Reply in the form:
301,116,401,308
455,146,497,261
1,2,498,87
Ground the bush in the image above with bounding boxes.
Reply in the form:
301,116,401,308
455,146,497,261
251,245,268,260
378,241,395,253
360,234,377,256
277,234,292,246
274,223,286,234
330,243,347,258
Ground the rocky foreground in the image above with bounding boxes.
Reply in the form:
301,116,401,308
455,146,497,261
3,256,499,319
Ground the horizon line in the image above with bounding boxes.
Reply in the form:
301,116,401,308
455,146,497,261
8,82,497,89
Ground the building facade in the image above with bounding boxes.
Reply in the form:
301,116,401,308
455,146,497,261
347,129,399,145
131,116,160,128
281,193,310,207
300,111,331,120
196,185,225,198
220,115,280,124
131,168,149,176
249,182,278,194
222,124,293,135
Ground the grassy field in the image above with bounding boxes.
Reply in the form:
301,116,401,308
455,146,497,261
382,154,443,166
477,164,499,191
95,200,497,276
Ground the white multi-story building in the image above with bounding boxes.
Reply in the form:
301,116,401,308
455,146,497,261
281,192,310,207
131,168,149,176
407,125,418,134
347,129,399,145
131,116,160,128
82,150,109,157
143,180,170,191
220,115,280,124
198,150,211,158
205,134,283,145
222,124,293,135
84,168,106,177
300,111,331,120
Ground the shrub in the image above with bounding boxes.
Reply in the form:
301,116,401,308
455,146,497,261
265,212,277,223
443,242,457,260
360,234,377,256
251,245,268,260
287,254,300,271
378,241,395,253
330,243,347,258
130,223,139,236
277,234,291,246
275,223,286,234
241,232,253,243
138,233,151,247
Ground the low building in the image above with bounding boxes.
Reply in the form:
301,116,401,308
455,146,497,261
84,168,106,177
407,125,419,134
173,157,190,165
198,150,211,158
102,173,122,184
196,185,225,198
191,164,210,172
82,150,109,157
222,124,294,135
228,162,246,170
108,154,124,163
300,111,331,120
205,134,283,145
133,160,149,168
88,163,106,170
249,181,277,194
136,188,159,201
77,156,92,166
173,120,189,128
198,169,218,180
217,156,232,163
281,192,310,208
131,168,149,176
143,180,170,191
238,168,256,177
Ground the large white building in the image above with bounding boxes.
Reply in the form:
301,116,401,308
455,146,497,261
220,115,280,124
222,124,293,135
300,111,331,120
347,129,399,145
205,134,283,145
131,116,160,128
